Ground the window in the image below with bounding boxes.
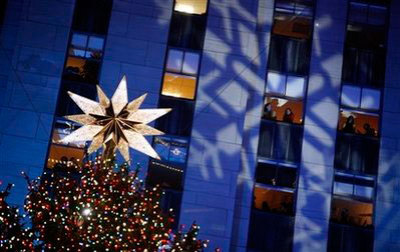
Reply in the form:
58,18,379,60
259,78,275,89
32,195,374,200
255,162,297,188
46,119,85,170
153,136,189,164
341,85,380,111
0,0,7,29
266,72,306,98
258,120,303,163
342,48,386,87
348,1,387,26
269,36,310,75
63,33,104,84
334,132,379,175
72,0,113,34
146,159,184,190
333,172,375,199
330,196,373,228
156,96,194,136
161,49,200,99
338,109,379,136
174,0,208,14
273,0,314,39
253,185,295,215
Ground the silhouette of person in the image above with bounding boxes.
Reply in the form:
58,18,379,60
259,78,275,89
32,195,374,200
342,115,356,133
363,123,376,137
283,108,294,123
263,102,276,120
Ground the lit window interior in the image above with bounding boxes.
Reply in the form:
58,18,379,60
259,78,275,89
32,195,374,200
263,96,303,124
330,196,373,228
253,186,294,215
162,73,196,99
174,0,208,14
273,14,312,39
338,109,379,136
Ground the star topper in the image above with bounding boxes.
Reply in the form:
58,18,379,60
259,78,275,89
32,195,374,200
60,75,171,161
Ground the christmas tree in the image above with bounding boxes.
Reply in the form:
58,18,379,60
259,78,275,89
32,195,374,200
0,158,209,251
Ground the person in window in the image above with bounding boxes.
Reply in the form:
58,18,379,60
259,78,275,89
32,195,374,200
283,108,294,123
342,115,356,134
363,123,376,137
263,102,276,120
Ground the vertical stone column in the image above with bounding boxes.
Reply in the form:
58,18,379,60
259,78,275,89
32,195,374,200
100,0,172,171
230,0,273,251
374,1,400,251
0,0,74,205
293,0,347,251
178,0,259,250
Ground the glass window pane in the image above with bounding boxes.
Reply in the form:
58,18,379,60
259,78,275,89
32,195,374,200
368,5,387,25
154,136,171,160
166,49,184,72
162,73,196,99
355,185,374,199
341,85,361,108
169,140,188,163
334,182,353,195
88,36,104,50
286,76,305,98
273,14,312,39
264,97,303,124
71,33,87,47
253,186,294,215
182,52,200,75
69,48,86,57
348,2,368,24
266,72,286,95
361,88,380,110
174,0,208,14
330,197,373,227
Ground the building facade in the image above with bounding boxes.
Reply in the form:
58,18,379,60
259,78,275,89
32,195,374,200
0,0,400,251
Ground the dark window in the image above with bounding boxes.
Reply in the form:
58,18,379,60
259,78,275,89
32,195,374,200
72,0,113,34
269,35,310,75
55,80,97,117
168,12,207,50
255,162,297,188
146,159,184,190
327,222,374,252
247,208,295,252
156,96,194,137
348,1,387,26
258,120,303,163
275,0,314,17
0,0,7,29
342,47,386,87
334,133,379,175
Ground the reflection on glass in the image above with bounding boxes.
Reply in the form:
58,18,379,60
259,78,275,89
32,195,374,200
166,49,184,72
263,96,303,124
338,109,379,136
341,85,361,108
286,76,305,98
267,72,286,95
71,33,87,47
174,0,208,14
273,13,312,39
153,136,188,164
253,186,294,215
330,196,373,228
255,162,297,188
88,36,104,50
361,88,380,110
161,73,196,99
182,52,200,75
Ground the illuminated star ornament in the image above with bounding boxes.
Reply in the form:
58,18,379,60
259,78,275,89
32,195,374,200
60,75,171,161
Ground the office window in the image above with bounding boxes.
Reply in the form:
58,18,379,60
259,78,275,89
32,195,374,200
46,119,85,170
348,1,387,26
72,0,113,34
161,49,200,99
269,36,309,75
168,11,207,50
0,0,7,28
258,120,303,163
174,0,208,14
253,185,294,215
333,173,375,199
338,109,379,136
63,33,104,84
335,131,379,175
273,0,313,39
341,85,380,111
146,159,184,190
156,96,194,137
330,196,373,228
153,136,189,164
266,72,306,98
263,96,303,124
255,162,297,188
342,48,386,87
